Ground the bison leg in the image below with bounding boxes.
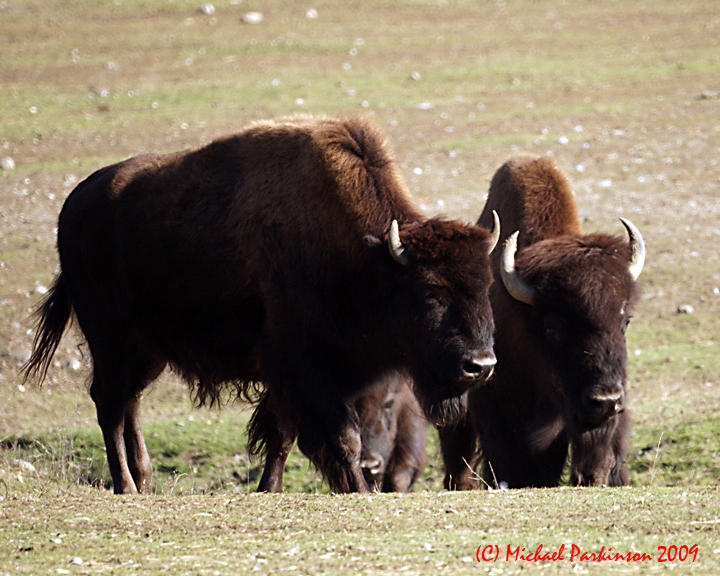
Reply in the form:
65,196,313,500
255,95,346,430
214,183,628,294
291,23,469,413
438,412,479,490
571,411,630,487
477,417,569,488
296,402,369,493
123,395,151,494
383,463,419,493
481,434,569,488
312,426,368,493
88,339,164,494
91,372,137,494
258,340,368,492
383,438,427,493
251,391,298,493
570,438,615,486
123,356,166,494
609,457,630,486
63,262,136,493
257,430,296,493
608,410,630,486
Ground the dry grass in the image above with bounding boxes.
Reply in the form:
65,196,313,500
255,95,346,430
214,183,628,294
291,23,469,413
2,472,719,575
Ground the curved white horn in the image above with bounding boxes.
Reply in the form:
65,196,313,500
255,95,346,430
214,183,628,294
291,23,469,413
619,217,645,280
388,219,408,266
500,231,536,305
486,210,501,255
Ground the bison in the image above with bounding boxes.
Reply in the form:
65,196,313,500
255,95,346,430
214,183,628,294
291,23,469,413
356,374,428,492
24,115,500,494
439,154,644,489
251,373,428,492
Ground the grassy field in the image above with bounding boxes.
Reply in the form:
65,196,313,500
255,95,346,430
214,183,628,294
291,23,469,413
1,0,719,573
2,478,719,575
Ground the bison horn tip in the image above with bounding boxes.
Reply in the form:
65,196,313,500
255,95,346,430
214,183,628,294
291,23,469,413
618,217,645,280
500,230,536,306
388,219,408,266
487,210,501,255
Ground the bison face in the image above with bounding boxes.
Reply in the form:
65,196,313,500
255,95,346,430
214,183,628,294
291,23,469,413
364,215,500,426
499,220,644,433
537,306,629,432
354,377,403,490
419,276,497,388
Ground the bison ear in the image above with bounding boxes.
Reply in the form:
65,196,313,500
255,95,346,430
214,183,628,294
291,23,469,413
363,234,383,248
363,232,398,264
364,223,412,269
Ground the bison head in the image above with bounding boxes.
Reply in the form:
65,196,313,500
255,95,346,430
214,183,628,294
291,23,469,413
354,377,404,490
364,213,500,426
499,218,644,433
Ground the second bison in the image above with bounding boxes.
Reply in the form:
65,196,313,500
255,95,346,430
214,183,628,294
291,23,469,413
440,154,644,489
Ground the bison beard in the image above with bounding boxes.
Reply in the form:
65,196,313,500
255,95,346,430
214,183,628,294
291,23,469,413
439,154,643,490
23,115,498,494
415,389,468,429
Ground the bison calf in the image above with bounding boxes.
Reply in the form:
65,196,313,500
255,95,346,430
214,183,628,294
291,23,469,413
24,115,499,494
251,373,428,492
356,374,428,492
440,154,644,489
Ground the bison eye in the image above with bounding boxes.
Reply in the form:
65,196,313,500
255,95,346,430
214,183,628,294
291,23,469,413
621,314,632,333
424,290,450,328
542,314,567,346
383,398,395,412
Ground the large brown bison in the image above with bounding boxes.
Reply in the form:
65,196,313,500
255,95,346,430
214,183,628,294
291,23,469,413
24,115,500,494
251,373,428,493
440,154,644,489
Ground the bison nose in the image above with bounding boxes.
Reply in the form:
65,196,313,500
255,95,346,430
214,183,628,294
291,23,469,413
360,454,385,477
462,351,497,383
582,388,625,423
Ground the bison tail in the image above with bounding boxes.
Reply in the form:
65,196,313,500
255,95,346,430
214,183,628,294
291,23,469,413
22,273,73,384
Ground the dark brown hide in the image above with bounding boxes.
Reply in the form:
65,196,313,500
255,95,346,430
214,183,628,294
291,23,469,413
440,154,641,489
251,373,428,493
24,115,496,494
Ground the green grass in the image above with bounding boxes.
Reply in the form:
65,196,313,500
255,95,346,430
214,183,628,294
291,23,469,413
1,479,719,575
633,407,720,486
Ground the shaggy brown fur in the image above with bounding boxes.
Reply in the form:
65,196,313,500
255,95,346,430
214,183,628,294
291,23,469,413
440,154,640,489
24,115,497,494
252,372,428,493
